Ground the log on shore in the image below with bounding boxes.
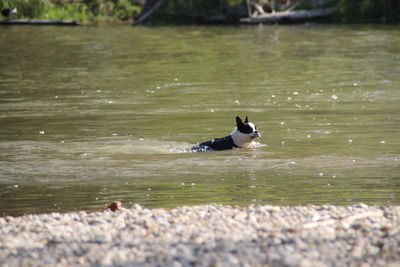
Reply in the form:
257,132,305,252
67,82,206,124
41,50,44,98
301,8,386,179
0,19,78,26
240,7,337,24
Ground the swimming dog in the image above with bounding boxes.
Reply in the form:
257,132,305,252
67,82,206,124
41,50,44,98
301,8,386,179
191,116,260,152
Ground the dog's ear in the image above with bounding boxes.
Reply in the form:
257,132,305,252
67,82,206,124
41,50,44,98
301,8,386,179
236,116,244,128
245,116,249,123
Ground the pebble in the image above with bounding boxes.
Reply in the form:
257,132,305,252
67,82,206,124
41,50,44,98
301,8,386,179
0,204,399,266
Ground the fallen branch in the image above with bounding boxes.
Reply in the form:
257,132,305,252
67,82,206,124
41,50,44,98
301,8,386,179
133,0,166,25
240,7,337,24
253,3,265,15
0,19,78,26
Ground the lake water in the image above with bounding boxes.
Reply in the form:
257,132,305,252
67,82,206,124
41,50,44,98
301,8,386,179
0,24,399,216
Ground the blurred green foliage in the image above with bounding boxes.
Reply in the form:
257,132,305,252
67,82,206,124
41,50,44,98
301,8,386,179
337,0,400,22
150,0,244,23
154,0,400,23
0,0,142,23
0,0,399,23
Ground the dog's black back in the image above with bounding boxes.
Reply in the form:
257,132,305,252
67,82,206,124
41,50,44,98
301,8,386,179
191,135,237,152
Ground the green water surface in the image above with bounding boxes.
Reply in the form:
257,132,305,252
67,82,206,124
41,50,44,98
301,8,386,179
0,24,399,216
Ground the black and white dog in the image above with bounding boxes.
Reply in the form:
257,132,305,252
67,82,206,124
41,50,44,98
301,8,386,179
191,116,261,152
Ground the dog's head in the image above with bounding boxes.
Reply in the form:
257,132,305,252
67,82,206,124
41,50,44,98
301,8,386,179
231,115,261,147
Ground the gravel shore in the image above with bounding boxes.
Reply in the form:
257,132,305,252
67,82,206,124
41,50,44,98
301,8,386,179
1,204,399,266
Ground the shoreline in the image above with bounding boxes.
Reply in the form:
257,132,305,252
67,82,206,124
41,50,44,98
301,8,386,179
1,204,399,266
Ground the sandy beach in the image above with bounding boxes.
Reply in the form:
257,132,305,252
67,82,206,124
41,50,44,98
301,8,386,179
1,204,399,266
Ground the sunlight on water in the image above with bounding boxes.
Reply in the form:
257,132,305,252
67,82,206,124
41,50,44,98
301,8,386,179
0,24,399,215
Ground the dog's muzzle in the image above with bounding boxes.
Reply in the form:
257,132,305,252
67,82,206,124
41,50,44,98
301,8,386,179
251,130,261,138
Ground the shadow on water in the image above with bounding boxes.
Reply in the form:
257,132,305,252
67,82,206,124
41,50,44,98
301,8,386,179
0,24,399,216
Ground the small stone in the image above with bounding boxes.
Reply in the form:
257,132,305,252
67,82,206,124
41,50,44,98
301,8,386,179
103,201,122,212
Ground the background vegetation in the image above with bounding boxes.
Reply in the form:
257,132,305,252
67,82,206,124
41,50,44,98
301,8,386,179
0,0,143,23
337,0,400,22
0,0,399,24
